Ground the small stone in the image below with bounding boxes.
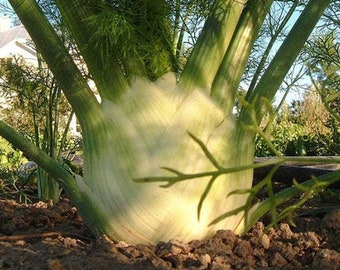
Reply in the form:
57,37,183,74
279,223,294,238
115,241,129,248
252,222,265,237
14,240,25,246
63,237,78,248
261,234,270,249
199,254,211,268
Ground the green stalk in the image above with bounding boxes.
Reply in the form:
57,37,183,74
174,8,190,63
179,0,246,92
172,0,181,55
244,0,332,122
211,0,273,113
246,1,298,96
57,109,74,159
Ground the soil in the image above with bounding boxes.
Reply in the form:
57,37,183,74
0,189,339,270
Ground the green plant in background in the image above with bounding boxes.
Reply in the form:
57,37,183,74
305,29,340,152
255,87,340,157
0,56,76,203
251,1,339,158
0,138,26,171
0,137,35,203
0,0,338,245
305,32,339,118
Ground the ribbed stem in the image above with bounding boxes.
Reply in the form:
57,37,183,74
244,0,332,123
210,0,273,113
179,0,246,92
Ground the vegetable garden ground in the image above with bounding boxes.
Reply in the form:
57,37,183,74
0,179,339,269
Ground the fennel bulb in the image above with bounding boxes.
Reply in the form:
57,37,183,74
76,73,254,244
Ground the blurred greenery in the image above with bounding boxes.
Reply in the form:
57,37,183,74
255,88,340,157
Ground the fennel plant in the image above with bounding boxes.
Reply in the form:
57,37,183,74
0,0,334,244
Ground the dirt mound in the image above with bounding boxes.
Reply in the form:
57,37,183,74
0,197,339,270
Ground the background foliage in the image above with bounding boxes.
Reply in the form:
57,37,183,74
255,89,339,157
